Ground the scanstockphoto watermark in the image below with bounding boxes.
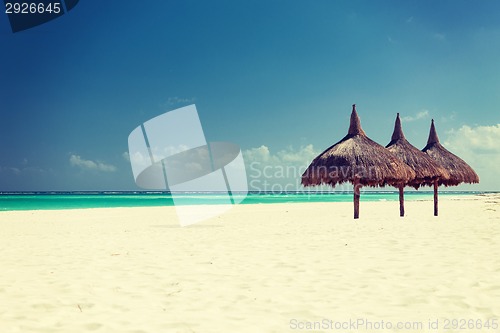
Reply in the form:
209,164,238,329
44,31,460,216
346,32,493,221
248,161,378,193
248,176,355,194
4,0,80,33
289,318,424,331
289,318,499,331
128,105,248,226
301,164,379,181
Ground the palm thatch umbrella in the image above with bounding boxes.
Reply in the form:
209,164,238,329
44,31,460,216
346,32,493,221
422,119,480,216
301,105,416,219
385,113,450,217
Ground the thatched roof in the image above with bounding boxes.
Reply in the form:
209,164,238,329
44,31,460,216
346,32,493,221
386,113,450,188
302,105,416,187
422,119,479,186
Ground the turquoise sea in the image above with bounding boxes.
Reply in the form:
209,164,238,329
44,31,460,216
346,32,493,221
0,191,490,211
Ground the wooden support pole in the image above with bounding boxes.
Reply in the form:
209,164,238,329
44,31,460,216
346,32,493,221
399,184,405,217
353,178,361,219
433,179,438,216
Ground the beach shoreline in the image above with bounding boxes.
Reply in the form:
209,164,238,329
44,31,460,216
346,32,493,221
0,194,498,332
0,191,491,212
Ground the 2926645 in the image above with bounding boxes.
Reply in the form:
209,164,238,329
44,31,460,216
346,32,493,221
5,2,61,14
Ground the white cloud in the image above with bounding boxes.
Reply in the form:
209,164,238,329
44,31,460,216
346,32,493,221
278,144,318,163
445,124,500,156
243,144,327,191
0,166,21,175
243,144,355,192
244,144,318,166
440,112,457,123
164,97,196,107
122,152,130,161
444,124,500,190
0,165,47,176
244,145,272,163
150,144,190,161
69,155,117,172
401,110,429,122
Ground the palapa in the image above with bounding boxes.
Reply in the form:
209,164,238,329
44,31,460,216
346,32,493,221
385,113,450,217
301,105,415,219
422,119,479,216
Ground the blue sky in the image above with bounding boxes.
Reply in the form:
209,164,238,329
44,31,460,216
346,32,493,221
1,0,499,191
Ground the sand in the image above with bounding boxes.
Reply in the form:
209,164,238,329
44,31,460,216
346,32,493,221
0,194,499,333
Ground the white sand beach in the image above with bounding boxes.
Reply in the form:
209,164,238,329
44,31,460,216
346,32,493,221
0,194,499,333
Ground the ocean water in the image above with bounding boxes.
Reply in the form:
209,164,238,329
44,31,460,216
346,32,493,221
0,191,488,211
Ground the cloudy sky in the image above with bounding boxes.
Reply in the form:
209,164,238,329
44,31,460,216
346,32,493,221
0,0,499,191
